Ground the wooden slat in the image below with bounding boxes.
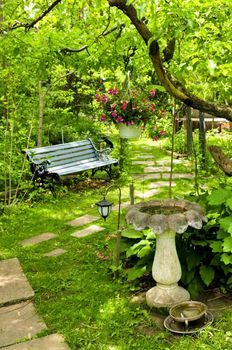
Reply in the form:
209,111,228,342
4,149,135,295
27,145,95,162
49,157,98,171
53,159,118,176
27,139,91,155
32,148,97,165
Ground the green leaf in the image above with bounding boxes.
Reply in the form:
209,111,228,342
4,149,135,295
121,229,144,239
210,241,223,253
186,253,202,271
219,217,232,232
126,240,148,258
199,265,215,287
207,189,231,206
137,245,152,258
127,265,146,281
222,237,232,252
221,253,232,265
226,198,232,211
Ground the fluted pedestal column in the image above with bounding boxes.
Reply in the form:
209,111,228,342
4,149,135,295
146,230,190,308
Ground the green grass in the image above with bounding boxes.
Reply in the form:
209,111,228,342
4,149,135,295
1,137,232,349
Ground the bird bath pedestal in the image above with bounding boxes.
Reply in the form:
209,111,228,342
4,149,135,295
126,199,206,308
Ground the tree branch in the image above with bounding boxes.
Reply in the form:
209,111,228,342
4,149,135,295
60,24,124,54
1,0,62,33
108,0,232,120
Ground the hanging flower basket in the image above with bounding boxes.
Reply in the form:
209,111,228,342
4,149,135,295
118,123,141,139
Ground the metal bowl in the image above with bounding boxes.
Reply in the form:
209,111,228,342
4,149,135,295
169,301,207,323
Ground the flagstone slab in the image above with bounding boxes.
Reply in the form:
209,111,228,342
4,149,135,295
162,173,194,179
67,214,99,227
149,181,176,188
136,189,159,199
144,166,171,173
0,258,34,306
71,225,105,238
112,202,130,211
20,233,57,247
1,333,71,350
44,248,67,257
136,154,154,159
132,174,161,180
0,302,47,348
155,159,190,165
132,160,155,165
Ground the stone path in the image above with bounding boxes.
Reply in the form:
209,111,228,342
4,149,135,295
20,232,57,247
0,258,71,349
0,141,197,348
0,258,34,305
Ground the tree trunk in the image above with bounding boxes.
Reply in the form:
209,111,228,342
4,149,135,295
37,80,45,147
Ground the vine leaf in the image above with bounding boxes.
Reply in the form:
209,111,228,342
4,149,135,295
207,189,231,205
222,236,232,252
199,265,215,287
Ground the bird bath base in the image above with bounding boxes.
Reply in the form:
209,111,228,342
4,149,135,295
146,283,190,309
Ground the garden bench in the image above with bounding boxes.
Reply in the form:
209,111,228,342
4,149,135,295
23,138,118,183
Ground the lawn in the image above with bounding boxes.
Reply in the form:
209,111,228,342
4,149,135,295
1,137,232,349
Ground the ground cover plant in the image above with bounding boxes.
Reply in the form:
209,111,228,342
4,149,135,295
1,137,232,349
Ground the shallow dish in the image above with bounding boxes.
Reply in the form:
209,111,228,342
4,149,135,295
164,311,214,334
169,300,207,322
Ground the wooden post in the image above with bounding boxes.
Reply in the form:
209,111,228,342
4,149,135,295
199,111,206,166
129,183,134,205
186,106,193,156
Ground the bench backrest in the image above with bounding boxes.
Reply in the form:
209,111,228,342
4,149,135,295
25,139,99,169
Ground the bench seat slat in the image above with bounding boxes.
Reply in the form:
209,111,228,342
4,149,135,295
27,145,95,162
50,159,118,176
31,149,97,164
48,157,99,171
27,140,92,155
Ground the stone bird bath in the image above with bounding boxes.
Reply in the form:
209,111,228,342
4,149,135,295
126,199,206,308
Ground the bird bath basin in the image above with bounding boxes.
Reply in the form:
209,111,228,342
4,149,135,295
126,199,206,308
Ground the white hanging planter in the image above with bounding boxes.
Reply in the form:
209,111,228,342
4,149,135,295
118,123,141,139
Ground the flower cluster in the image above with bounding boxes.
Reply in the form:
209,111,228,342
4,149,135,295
95,87,156,126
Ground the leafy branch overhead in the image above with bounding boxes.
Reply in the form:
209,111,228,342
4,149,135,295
108,0,232,120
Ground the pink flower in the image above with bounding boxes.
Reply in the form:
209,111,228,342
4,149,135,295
102,94,108,103
159,130,166,136
112,110,117,117
108,88,113,95
110,103,115,110
122,101,127,110
95,93,101,102
113,88,118,95
153,136,159,141
149,103,155,112
118,116,124,123
149,89,156,97
101,114,107,121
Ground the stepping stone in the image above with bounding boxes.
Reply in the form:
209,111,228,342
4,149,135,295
0,258,34,306
133,174,161,180
1,333,71,350
132,160,155,165
149,181,176,188
136,189,159,199
71,225,105,238
44,248,67,257
162,173,194,179
136,154,154,159
156,159,189,165
0,301,47,348
144,166,171,173
20,233,57,247
66,214,99,227
112,202,130,211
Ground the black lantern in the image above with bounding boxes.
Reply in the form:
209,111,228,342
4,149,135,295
95,196,113,220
